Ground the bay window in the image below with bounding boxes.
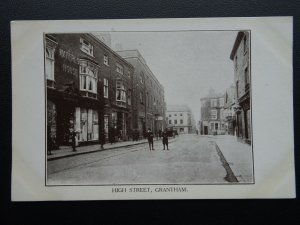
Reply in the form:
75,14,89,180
45,36,57,87
79,60,99,98
116,80,126,107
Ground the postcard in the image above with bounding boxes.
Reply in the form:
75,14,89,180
11,17,295,200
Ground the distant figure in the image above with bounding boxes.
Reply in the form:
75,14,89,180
99,131,106,149
71,130,77,152
47,126,53,155
147,128,154,150
162,129,169,150
109,127,115,144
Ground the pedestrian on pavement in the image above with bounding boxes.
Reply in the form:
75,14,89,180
109,127,115,144
100,131,106,150
147,128,154,150
47,126,53,155
71,129,77,152
162,129,169,150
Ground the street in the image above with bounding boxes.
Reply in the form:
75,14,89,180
47,134,242,185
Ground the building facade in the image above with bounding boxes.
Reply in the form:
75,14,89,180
45,33,134,149
223,85,236,135
200,91,226,135
230,31,251,144
166,105,195,134
117,50,166,137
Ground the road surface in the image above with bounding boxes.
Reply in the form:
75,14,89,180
47,134,230,185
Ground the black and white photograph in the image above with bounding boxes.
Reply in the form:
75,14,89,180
11,17,295,200
45,30,253,185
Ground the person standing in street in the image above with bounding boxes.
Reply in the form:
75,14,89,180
162,129,169,150
71,129,77,152
147,128,154,150
100,131,106,150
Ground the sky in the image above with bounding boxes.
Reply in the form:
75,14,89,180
107,31,238,123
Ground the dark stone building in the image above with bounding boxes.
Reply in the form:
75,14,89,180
230,31,251,144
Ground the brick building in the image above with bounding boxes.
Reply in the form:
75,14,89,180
230,31,251,144
45,33,134,149
166,105,195,134
200,90,226,135
116,50,166,137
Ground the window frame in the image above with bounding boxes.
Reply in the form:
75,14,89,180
80,38,94,57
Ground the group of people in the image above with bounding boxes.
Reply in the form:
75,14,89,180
146,128,169,150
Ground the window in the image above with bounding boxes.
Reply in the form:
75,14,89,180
180,119,183,124
215,123,218,130
103,78,108,98
169,114,172,117
169,120,172,124
211,99,217,107
104,115,109,138
210,110,217,120
80,38,93,56
236,81,239,98
219,98,224,107
79,61,98,95
45,47,55,81
180,113,183,116
243,36,247,54
174,120,177,124
128,90,131,105
140,91,144,104
245,67,249,85
116,80,126,102
140,72,144,84
116,63,123,74
127,71,131,78
174,114,177,116
210,123,214,130
103,55,109,66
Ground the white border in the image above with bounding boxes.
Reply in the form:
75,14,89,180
11,17,295,200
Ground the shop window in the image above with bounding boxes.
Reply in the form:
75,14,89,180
78,108,98,142
80,38,94,56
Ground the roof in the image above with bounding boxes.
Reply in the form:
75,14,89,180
230,31,246,60
167,105,191,112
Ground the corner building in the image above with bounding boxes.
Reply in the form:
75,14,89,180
230,31,251,144
45,33,134,149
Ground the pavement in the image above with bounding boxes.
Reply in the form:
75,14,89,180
206,135,253,183
47,137,175,161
